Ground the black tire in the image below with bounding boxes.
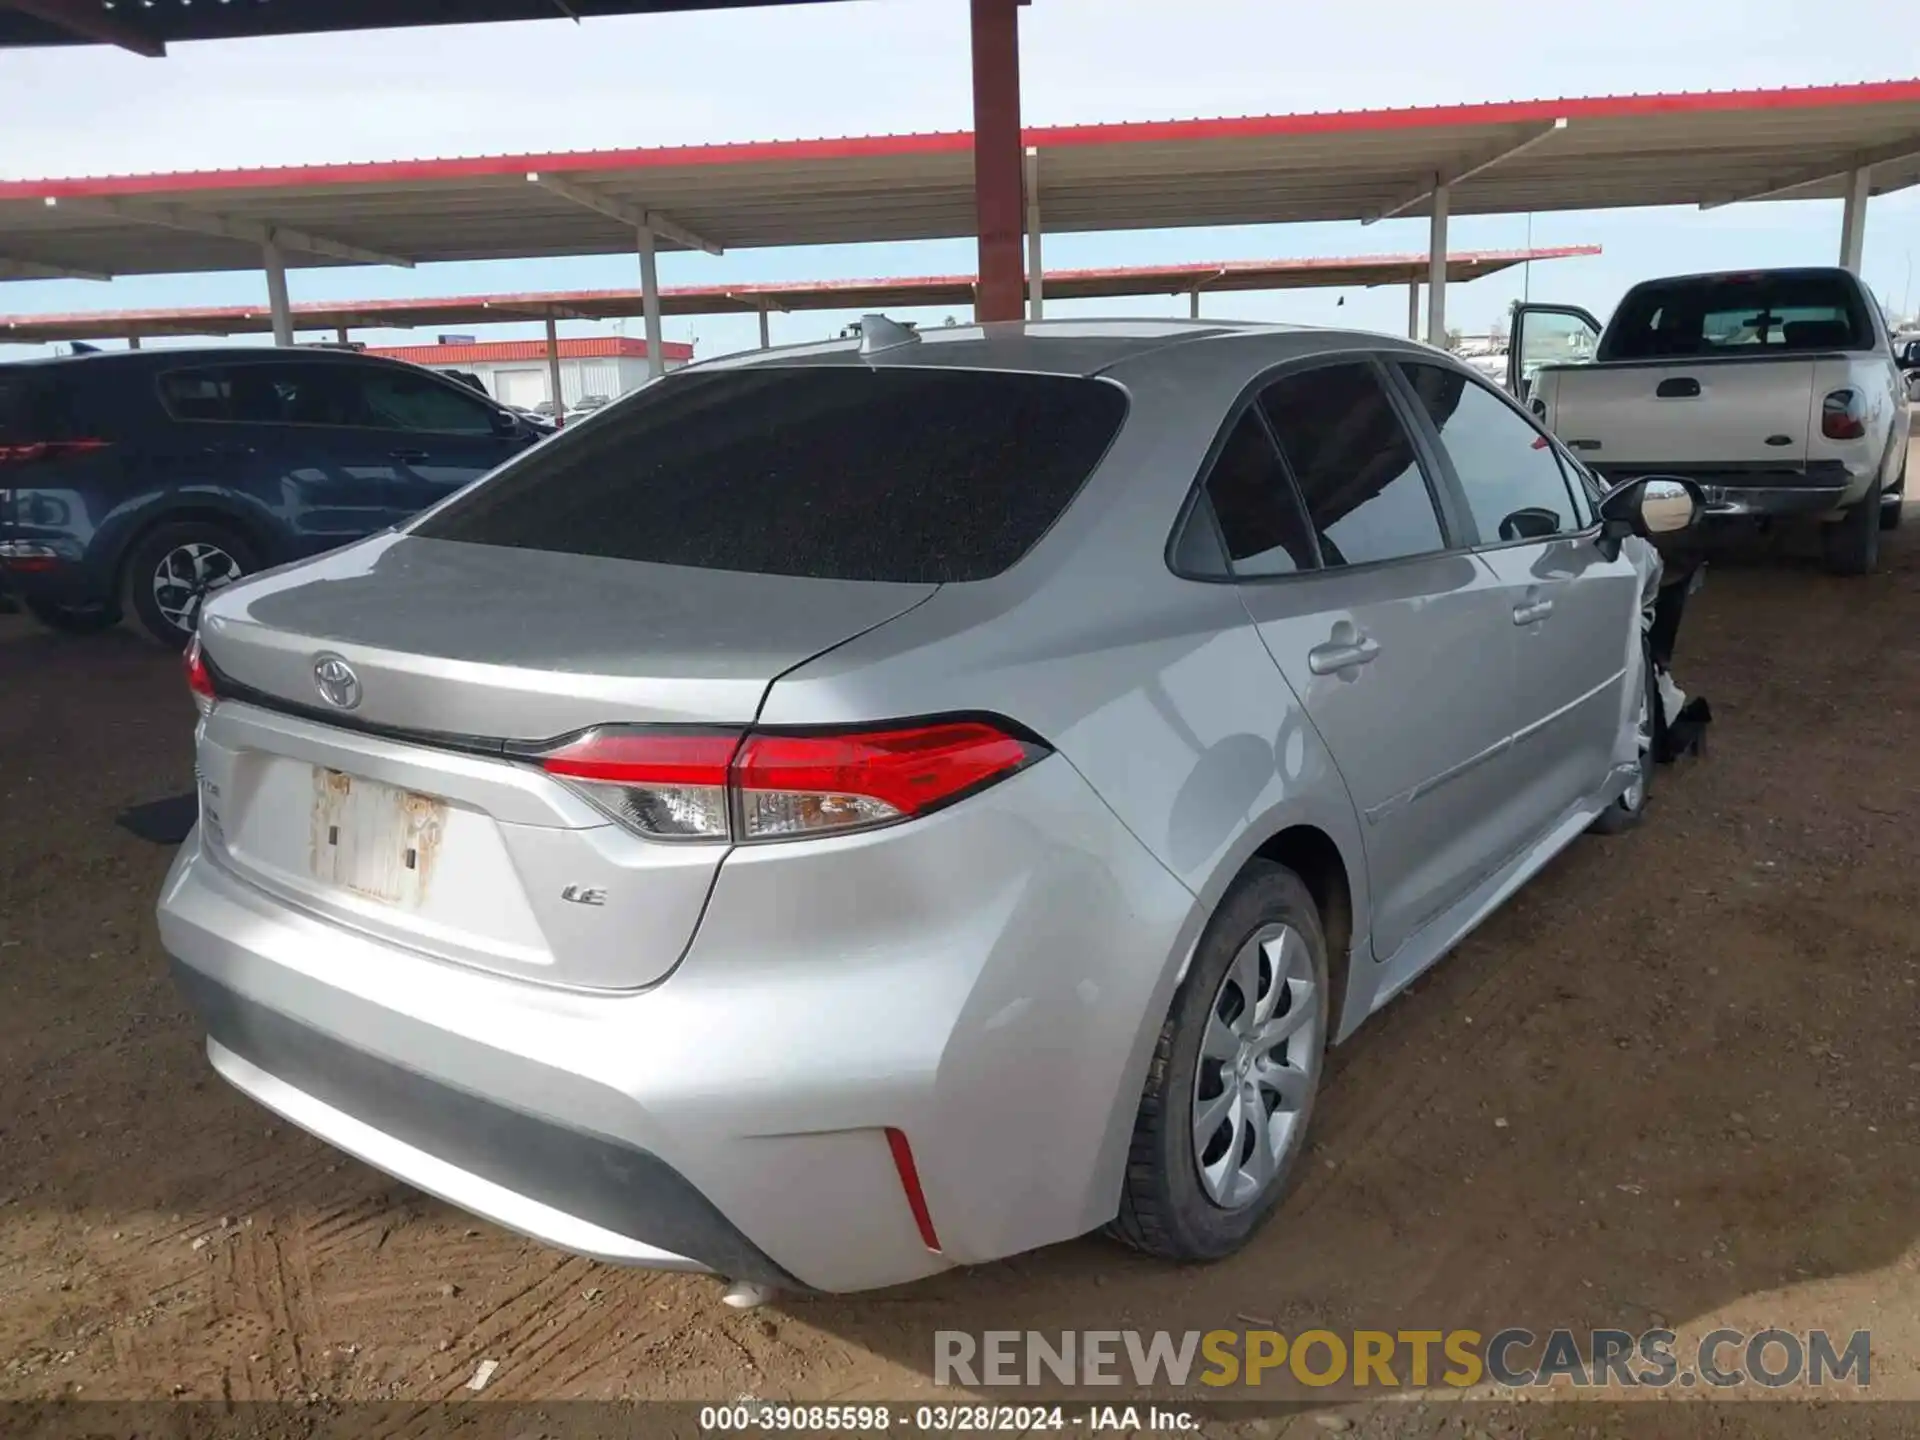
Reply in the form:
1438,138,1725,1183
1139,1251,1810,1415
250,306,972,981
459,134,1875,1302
24,596,121,635
121,520,258,650
1108,860,1330,1263
1822,479,1881,576
1591,644,1654,836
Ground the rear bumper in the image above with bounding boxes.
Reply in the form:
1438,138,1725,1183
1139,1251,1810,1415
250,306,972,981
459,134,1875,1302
1594,462,1863,520
157,752,1197,1293
1695,484,1850,519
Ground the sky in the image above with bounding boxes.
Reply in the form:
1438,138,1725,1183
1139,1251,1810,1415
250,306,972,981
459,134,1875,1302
1,0,1916,360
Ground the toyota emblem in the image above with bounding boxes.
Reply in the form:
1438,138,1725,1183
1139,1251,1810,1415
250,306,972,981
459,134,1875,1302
312,654,362,710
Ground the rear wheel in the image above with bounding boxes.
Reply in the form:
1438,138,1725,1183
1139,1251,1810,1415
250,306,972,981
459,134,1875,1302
24,596,121,635
1108,861,1330,1262
1822,479,1882,575
122,520,257,649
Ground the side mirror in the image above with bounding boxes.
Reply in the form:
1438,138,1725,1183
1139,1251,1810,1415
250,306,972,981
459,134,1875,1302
488,409,521,438
1596,475,1703,559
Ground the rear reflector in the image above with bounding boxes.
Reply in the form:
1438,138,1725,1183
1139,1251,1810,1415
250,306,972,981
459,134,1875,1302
884,1126,942,1253
534,716,1047,844
1821,389,1867,441
183,635,217,717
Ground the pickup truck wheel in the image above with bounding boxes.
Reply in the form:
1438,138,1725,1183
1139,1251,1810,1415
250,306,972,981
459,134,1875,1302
1822,480,1881,576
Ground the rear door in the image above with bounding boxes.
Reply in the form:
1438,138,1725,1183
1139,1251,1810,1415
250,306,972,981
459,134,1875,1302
1222,359,1531,962
155,359,401,555
348,362,529,518
1397,360,1642,837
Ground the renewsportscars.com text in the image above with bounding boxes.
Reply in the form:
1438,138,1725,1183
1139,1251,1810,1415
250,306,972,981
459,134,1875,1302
934,1328,1871,1391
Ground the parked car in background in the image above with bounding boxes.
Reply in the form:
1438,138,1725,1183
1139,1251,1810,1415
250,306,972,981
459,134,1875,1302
569,393,613,416
0,347,543,647
162,317,1700,1294
1510,267,1912,575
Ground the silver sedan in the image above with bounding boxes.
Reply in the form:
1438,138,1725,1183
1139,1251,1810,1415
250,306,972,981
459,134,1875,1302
159,317,1697,1294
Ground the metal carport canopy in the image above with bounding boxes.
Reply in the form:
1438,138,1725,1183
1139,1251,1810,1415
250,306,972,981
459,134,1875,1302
0,248,1599,343
0,80,1916,284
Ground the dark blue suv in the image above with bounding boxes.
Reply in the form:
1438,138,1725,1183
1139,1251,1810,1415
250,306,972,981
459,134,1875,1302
0,347,543,647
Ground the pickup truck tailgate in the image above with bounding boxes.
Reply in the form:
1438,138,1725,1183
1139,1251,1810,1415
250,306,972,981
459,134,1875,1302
1546,359,1817,470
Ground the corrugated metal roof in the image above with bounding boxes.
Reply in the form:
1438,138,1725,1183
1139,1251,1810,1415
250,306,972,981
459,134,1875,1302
367,337,693,365
0,248,1600,343
1,82,1914,281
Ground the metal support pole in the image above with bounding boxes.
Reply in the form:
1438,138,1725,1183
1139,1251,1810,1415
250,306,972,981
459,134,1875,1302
1426,181,1449,347
638,225,665,379
970,0,1025,323
126,335,141,350
335,326,349,346
545,314,565,427
1407,282,1421,340
1025,146,1043,321
263,238,293,348
1839,166,1870,275
1190,288,1201,320
758,304,770,351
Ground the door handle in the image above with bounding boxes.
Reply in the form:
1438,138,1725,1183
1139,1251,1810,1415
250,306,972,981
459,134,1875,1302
1307,635,1381,675
1513,598,1555,625
202,442,255,456
1655,377,1701,398
388,449,431,462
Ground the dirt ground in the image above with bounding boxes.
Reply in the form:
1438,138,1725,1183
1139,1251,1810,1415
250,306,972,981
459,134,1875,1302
2,488,1918,1430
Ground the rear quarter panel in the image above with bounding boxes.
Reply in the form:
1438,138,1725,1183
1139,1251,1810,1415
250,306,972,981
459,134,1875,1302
750,345,1374,1252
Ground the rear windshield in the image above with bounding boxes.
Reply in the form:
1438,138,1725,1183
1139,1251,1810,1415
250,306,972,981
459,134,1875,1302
413,366,1129,583
1600,272,1873,361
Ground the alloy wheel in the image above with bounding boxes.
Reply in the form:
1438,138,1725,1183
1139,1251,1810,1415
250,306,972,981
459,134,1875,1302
152,542,242,634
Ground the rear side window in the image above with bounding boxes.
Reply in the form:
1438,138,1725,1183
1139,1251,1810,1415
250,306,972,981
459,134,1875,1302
414,367,1129,584
1602,272,1872,360
1258,363,1447,569
160,362,366,426
1199,408,1316,577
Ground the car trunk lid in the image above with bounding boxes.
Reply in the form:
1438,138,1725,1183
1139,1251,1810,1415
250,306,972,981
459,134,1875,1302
193,533,935,990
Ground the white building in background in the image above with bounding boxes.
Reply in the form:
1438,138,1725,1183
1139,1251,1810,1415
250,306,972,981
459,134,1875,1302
366,336,693,409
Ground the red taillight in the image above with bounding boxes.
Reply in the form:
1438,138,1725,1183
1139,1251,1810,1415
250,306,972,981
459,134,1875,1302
535,717,1045,844
0,439,109,468
1821,389,1867,441
734,721,1039,840
183,635,217,717
0,541,61,573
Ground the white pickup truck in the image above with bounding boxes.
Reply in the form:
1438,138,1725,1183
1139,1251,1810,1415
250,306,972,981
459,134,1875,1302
1509,267,1914,575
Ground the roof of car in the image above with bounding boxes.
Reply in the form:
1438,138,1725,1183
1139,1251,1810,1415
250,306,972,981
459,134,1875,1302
697,317,1447,379
0,344,407,370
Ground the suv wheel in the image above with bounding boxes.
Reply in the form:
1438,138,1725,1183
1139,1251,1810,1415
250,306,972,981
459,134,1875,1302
1109,860,1330,1262
24,596,122,635
1822,480,1881,576
123,521,257,649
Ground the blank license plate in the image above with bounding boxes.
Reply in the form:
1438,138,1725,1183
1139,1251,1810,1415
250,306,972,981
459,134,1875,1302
309,768,446,909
